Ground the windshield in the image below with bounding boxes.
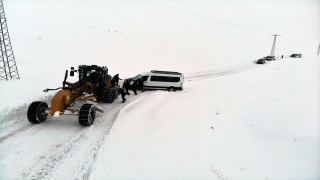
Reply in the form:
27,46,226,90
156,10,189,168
84,69,96,78
79,69,97,80
132,74,142,80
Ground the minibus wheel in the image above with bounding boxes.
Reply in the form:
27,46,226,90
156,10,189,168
168,87,175,92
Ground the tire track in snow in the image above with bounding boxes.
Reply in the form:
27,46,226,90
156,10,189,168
70,93,150,180
185,61,262,81
0,124,33,142
70,108,120,180
21,126,84,179
16,94,146,180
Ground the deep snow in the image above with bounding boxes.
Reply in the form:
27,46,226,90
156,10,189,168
0,0,319,179
88,57,319,180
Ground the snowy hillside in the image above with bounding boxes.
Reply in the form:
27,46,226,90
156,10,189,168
0,56,318,180
88,57,319,180
0,0,319,179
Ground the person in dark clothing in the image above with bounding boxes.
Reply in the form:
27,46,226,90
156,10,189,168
111,79,115,87
112,74,121,86
123,80,130,95
134,77,143,92
118,87,126,103
132,80,138,95
281,55,283,58
138,78,144,92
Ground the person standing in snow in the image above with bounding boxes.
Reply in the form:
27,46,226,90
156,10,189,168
132,80,138,95
112,74,121,86
123,80,131,95
281,55,283,58
118,87,126,103
137,77,144,92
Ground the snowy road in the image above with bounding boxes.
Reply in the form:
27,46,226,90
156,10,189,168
0,61,263,179
185,61,261,81
0,92,147,180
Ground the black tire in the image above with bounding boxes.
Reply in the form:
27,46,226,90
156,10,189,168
168,87,175,92
79,104,96,126
27,101,48,124
113,90,119,99
114,89,119,99
105,89,115,103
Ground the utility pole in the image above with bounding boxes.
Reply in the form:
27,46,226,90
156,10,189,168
270,34,280,56
317,44,320,56
0,0,19,80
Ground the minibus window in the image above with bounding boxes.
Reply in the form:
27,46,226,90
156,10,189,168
150,76,180,82
142,76,149,81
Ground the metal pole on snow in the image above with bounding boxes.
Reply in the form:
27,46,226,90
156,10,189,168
270,34,280,56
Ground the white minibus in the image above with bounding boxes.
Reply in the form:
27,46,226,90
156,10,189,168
131,70,184,91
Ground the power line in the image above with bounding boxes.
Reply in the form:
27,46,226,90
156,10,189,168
120,0,269,35
281,36,317,49
118,0,320,55
122,0,318,50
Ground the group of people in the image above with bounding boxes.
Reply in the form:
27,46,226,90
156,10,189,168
111,74,141,103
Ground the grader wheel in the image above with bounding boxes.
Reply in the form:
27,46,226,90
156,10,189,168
114,87,119,99
27,101,48,124
78,104,96,126
105,89,115,103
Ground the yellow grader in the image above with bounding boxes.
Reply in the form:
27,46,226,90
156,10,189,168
27,65,119,126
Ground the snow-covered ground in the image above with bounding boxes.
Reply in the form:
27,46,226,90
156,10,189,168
88,57,319,180
0,57,318,180
0,0,319,179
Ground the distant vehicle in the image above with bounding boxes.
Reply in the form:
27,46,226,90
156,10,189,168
265,55,275,61
290,54,302,58
256,58,265,64
123,70,184,91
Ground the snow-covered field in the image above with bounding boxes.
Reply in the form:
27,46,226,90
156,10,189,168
88,57,319,180
0,0,319,179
